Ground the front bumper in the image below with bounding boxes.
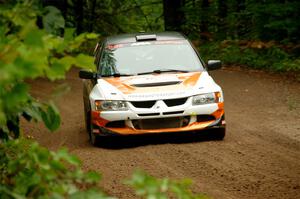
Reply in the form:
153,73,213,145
91,102,225,135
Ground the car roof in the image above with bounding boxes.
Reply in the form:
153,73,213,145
105,31,186,45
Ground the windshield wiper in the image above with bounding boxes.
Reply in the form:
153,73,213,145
102,73,133,77
137,69,190,75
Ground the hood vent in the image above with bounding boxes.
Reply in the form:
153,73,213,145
132,81,181,87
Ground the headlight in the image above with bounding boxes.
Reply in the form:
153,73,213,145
192,92,221,105
95,100,128,111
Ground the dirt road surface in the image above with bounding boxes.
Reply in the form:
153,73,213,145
24,68,300,199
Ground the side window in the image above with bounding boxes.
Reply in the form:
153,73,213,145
100,48,116,76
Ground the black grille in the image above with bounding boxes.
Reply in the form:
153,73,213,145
163,98,188,107
131,101,156,108
105,121,125,128
162,111,184,115
132,116,190,130
138,113,160,117
197,115,215,122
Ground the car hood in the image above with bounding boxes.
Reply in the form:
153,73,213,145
93,71,220,101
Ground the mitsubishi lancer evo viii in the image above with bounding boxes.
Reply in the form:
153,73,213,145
79,32,226,145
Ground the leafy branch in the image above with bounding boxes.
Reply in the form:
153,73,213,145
0,1,97,140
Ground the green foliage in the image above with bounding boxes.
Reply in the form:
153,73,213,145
126,171,209,199
113,0,164,33
182,0,300,43
0,1,98,139
247,1,300,42
200,41,300,73
43,6,65,35
40,102,61,131
0,139,111,199
53,0,164,35
0,139,206,199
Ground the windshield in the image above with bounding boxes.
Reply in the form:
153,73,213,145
99,40,204,76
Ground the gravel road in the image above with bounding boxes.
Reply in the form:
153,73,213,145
24,67,300,199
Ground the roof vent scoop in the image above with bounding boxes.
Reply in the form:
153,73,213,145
135,34,157,41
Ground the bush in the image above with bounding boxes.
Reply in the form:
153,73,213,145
127,171,209,199
0,139,110,199
0,139,206,199
0,2,108,198
199,40,300,72
0,1,97,140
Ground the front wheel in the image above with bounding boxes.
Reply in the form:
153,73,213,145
212,127,226,140
89,127,100,146
88,121,101,146
85,108,100,146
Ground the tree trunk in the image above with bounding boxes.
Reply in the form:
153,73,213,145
200,0,210,40
217,0,227,40
62,0,68,19
236,0,245,38
75,0,84,34
88,0,97,32
163,0,185,31
236,0,245,12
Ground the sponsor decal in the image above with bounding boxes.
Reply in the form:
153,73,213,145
127,91,187,99
106,44,124,50
105,40,186,50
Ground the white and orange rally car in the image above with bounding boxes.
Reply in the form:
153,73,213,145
79,32,226,145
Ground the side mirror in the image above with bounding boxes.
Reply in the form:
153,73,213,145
207,60,222,71
79,70,97,79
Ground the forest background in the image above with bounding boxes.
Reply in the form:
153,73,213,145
53,0,300,72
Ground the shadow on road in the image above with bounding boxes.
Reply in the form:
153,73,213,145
95,130,223,149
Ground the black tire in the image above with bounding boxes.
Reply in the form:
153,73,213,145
212,127,226,140
88,120,100,146
84,108,91,133
89,127,100,146
84,105,100,146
